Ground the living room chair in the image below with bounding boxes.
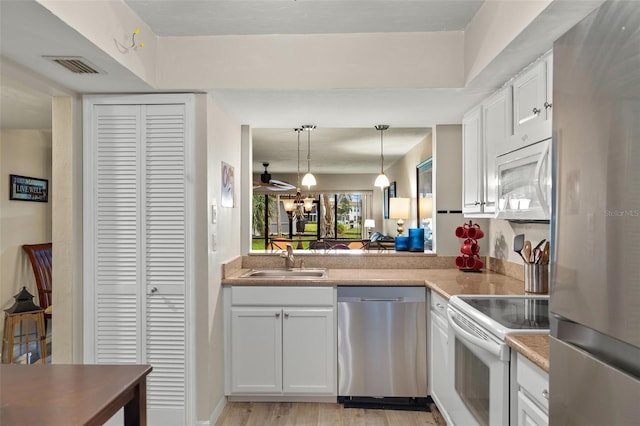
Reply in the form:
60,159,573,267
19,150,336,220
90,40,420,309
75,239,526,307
22,243,53,321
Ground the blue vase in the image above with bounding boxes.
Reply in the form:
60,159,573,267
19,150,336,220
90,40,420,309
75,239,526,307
409,228,425,252
395,236,409,251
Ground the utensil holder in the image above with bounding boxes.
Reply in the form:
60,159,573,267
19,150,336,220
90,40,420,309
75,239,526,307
524,263,549,293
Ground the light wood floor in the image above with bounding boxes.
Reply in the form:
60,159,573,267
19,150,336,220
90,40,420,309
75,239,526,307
215,402,447,426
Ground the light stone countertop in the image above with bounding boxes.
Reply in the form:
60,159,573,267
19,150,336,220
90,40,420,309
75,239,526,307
505,334,550,373
222,267,529,300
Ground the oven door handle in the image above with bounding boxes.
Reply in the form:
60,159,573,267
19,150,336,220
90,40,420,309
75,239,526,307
447,309,509,360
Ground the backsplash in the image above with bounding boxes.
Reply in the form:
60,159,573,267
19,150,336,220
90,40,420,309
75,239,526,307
487,219,550,265
223,253,524,280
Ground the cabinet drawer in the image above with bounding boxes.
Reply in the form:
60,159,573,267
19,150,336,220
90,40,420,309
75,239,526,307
231,286,334,307
517,354,549,413
518,389,549,426
430,291,448,319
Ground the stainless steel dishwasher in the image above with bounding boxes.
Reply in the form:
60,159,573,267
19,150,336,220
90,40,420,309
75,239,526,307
337,286,427,401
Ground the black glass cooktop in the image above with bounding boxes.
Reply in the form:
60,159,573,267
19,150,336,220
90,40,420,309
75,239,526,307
464,297,550,329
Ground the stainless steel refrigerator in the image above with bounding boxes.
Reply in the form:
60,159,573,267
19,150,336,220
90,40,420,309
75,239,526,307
551,1,640,424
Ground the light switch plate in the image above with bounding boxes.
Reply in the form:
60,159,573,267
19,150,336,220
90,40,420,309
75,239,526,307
211,203,217,224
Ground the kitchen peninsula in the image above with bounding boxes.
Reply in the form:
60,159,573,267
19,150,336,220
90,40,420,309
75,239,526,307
222,253,550,424
222,253,530,297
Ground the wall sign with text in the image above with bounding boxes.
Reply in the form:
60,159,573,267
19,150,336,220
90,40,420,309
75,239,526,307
9,174,49,202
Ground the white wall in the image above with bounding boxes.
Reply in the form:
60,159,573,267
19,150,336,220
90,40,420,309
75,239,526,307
385,132,433,235
200,94,242,423
51,96,82,364
0,129,52,329
158,32,464,90
432,125,480,256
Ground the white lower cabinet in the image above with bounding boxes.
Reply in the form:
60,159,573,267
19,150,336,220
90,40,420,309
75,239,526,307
225,286,336,398
230,308,282,393
518,390,548,426
516,353,549,426
282,308,335,394
428,290,454,424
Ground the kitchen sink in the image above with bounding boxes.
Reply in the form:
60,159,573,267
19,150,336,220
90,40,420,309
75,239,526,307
240,268,328,279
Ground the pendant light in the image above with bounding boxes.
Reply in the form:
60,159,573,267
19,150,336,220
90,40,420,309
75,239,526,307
374,125,390,189
301,124,317,189
295,127,303,190
292,127,315,212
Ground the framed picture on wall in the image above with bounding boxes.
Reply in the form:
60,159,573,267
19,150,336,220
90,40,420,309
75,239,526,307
9,174,48,202
383,186,390,219
416,158,433,224
221,161,234,208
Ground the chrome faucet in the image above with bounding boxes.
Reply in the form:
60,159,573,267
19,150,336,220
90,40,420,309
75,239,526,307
280,244,295,269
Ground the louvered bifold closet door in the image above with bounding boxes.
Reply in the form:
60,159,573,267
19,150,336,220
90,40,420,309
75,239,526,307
93,105,142,364
142,104,187,423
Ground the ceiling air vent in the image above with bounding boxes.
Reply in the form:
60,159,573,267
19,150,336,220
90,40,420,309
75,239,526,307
43,56,104,74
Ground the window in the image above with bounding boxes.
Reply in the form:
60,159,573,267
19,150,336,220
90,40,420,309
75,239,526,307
251,192,372,251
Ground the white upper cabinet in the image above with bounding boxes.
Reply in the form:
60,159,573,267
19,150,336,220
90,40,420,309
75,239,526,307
508,53,553,153
482,86,513,214
463,52,553,219
463,85,512,217
462,106,483,215
513,61,548,133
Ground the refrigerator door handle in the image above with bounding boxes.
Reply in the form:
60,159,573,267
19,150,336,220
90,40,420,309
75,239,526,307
552,314,640,379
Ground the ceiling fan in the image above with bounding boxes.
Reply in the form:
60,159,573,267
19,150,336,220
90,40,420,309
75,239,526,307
253,162,295,192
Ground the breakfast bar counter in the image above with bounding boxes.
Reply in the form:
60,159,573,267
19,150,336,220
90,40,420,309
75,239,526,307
222,267,529,299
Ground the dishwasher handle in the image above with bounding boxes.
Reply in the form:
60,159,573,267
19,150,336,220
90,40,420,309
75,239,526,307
359,297,404,302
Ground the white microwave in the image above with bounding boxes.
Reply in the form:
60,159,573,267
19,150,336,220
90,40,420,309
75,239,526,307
496,138,551,221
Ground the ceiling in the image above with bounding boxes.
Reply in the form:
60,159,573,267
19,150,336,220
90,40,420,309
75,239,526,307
0,0,604,171
124,1,483,36
253,127,430,175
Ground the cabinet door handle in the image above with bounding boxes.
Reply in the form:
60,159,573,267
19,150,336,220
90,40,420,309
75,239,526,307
544,101,553,109
532,107,541,115
542,389,549,399
275,312,280,318
284,313,289,319
436,303,446,311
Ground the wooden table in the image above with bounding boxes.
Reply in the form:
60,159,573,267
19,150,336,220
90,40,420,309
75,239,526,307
0,364,152,426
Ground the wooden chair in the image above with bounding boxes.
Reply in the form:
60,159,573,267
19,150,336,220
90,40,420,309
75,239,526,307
267,239,294,252
22,243,52,321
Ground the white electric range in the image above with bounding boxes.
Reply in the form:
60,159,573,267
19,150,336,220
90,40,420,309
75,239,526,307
446,295,550,426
